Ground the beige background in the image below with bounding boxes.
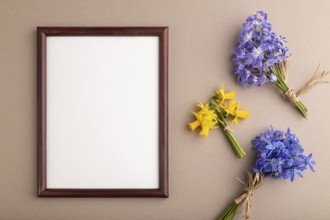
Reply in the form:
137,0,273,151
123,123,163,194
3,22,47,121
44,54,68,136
1,0,330,219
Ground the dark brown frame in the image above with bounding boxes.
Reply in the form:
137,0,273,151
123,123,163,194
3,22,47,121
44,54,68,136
37,27,168,197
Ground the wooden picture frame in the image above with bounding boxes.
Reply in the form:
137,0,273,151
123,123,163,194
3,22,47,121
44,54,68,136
37,27,168,197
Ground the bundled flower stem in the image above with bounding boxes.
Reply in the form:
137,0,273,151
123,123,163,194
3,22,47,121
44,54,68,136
273,60,329,118
218,172,263,220
217,126,315,220
211,103,246,158
217,203,239,220
188,87,249,158
233,11,329,118
269,62,308,118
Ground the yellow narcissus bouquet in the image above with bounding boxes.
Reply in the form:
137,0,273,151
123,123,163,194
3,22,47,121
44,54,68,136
188,87,249,158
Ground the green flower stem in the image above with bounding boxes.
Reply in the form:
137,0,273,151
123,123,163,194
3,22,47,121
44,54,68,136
211,103,246,158
269,66,308,118
224,129,246,158
217,202,239,220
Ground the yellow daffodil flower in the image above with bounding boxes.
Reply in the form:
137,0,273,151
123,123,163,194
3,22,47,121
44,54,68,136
215,86,236,106
188,102,218,137
223,101,249,125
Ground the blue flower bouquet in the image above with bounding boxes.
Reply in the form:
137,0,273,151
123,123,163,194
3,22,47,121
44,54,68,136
217,126,315,220
233,11,329,118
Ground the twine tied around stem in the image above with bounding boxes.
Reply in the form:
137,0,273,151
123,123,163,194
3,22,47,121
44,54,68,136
223,125,235,133
285,88,299,102
280,60,330,102
234,172,264,219
215,115,235,133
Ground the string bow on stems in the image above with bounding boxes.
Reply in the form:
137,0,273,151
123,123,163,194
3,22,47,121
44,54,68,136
217,172,263,220
234,172,263,219
272,60,329,118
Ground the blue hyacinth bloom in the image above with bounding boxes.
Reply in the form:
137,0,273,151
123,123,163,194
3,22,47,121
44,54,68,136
305,153,316,172
233,11,290,87
251,126,315,182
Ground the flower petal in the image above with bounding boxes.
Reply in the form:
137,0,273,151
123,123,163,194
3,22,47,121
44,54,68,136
188,120,201,131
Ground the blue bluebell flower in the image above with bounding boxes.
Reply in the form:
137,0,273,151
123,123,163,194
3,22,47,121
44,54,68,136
233,11,290,87
251,126,315,182
305,153,316,172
